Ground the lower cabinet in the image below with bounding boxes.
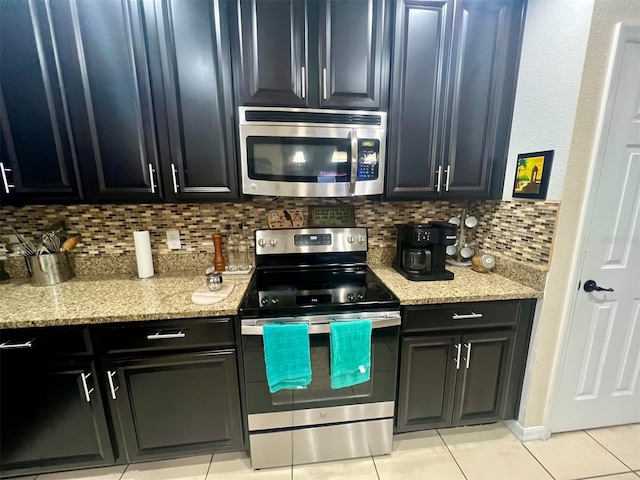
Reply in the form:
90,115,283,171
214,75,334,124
396,300,534,433
0,359,113,477
106,350,243,462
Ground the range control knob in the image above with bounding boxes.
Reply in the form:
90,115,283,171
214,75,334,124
357,293,365,300
257,238,267,248
347,293,355,301
269,238,278,247
357,235,366,244
271,297,279,304
347,236,356,244
261,297,269,306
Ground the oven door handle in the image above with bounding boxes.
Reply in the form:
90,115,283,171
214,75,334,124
241,315,400,336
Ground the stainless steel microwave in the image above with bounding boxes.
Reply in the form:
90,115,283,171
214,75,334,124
238,107,387,197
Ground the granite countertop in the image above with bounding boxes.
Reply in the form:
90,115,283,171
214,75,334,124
369,264,542,305
0,272,252,330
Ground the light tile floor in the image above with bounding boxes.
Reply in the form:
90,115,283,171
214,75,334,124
15,422,640,480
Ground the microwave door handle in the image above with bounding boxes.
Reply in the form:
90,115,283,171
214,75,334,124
349,129,358,196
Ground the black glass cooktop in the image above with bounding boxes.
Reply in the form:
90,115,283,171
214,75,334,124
238,267,399,319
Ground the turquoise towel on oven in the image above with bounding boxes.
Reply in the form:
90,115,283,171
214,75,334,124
263,323,311,393
330,319,372,389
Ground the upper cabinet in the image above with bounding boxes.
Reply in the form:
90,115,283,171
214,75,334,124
144,0,239,201
386,0,526,200
230,0,391,110
1,0,239,205
0,0,83,205
54,0,163,203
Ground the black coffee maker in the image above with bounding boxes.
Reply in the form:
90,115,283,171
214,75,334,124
394,222,457,281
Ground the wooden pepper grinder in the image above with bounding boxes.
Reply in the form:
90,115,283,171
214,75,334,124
212,233,226,271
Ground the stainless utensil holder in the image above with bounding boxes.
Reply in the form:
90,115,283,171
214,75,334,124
27,253,75,286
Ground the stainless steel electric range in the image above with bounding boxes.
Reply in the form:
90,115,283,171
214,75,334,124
238,227,400,469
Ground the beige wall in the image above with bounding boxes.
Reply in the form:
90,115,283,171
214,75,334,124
520,0,640,429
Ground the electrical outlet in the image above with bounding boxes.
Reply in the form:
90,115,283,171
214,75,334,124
166,230,181,250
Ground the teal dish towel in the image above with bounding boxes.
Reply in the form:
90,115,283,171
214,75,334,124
330,319,373,389
263,323,312,393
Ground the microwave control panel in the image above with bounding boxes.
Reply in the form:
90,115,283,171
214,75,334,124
357,139,380,181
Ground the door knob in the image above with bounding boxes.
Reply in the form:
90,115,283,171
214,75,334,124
583,280,614,293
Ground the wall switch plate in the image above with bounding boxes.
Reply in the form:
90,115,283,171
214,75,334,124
166,230,181,250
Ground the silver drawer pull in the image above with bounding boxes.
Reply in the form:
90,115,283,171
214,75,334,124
107,370,119,400
146,331,185,340
454,343,461,370
0,339,34,350
465,342,472,369
80,372,94,403
452,312,483,320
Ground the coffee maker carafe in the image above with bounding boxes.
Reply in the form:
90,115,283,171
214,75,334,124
394,222,456,281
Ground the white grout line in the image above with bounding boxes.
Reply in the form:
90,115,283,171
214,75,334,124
435,429,469,480
583,429,637,473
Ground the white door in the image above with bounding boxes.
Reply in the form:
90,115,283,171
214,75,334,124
552,23,640,432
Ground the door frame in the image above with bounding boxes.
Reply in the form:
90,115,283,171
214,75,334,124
544,22,640,436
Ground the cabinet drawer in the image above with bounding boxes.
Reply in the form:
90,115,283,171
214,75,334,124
0,327,90,358
403,301,520,333
100,318,235,354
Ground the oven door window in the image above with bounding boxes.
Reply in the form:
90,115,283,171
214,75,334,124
247,137,351,183
243,326,398,415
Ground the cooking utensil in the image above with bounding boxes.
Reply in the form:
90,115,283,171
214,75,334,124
6,242,31,256
37,244,50,256
27,252,75,286
43,220,66,235
61,237,79,252
43,233,62,253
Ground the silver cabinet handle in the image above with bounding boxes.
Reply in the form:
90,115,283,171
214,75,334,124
464,342,472,369
348,128,358,196
241,313,401,336
148,163,156,194
445,164,451,192
454,343,461,370
301,66,306,99
80,372,94,403
0,162,14,194
0,339,34,349
452,312,483,320
322,67,328,100
107,370,119,400
146,331,185,340
436,165,443,193
170,163,179,193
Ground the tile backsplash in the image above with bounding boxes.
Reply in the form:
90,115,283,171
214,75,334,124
0,198,559,270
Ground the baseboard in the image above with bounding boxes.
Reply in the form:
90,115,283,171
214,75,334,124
505,420,546,442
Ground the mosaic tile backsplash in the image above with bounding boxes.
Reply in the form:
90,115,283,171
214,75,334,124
0,198,558,270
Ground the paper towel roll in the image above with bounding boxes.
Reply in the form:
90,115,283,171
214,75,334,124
134,230,154,278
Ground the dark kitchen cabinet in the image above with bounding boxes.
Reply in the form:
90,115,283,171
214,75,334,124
0,360,113,477
106,350,243,462
52,0,163,203
319,0,391,109
230,0,391,110
396,299,534,433
144,0,239,200
386,0,526,200
386,0,453,199
453,330,516,425
230,0,309,107
0,0,83,205
397,334,458,430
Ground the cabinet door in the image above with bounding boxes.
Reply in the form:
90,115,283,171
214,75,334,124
385,0,453,199
0,360,113,477
0,0,82,205
107,350,243,462
453,330,516,425
52,0,163,202
230,0,309,107
442,0,525,198
145,0,239,200
318,0,390,109
396,334,458,432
